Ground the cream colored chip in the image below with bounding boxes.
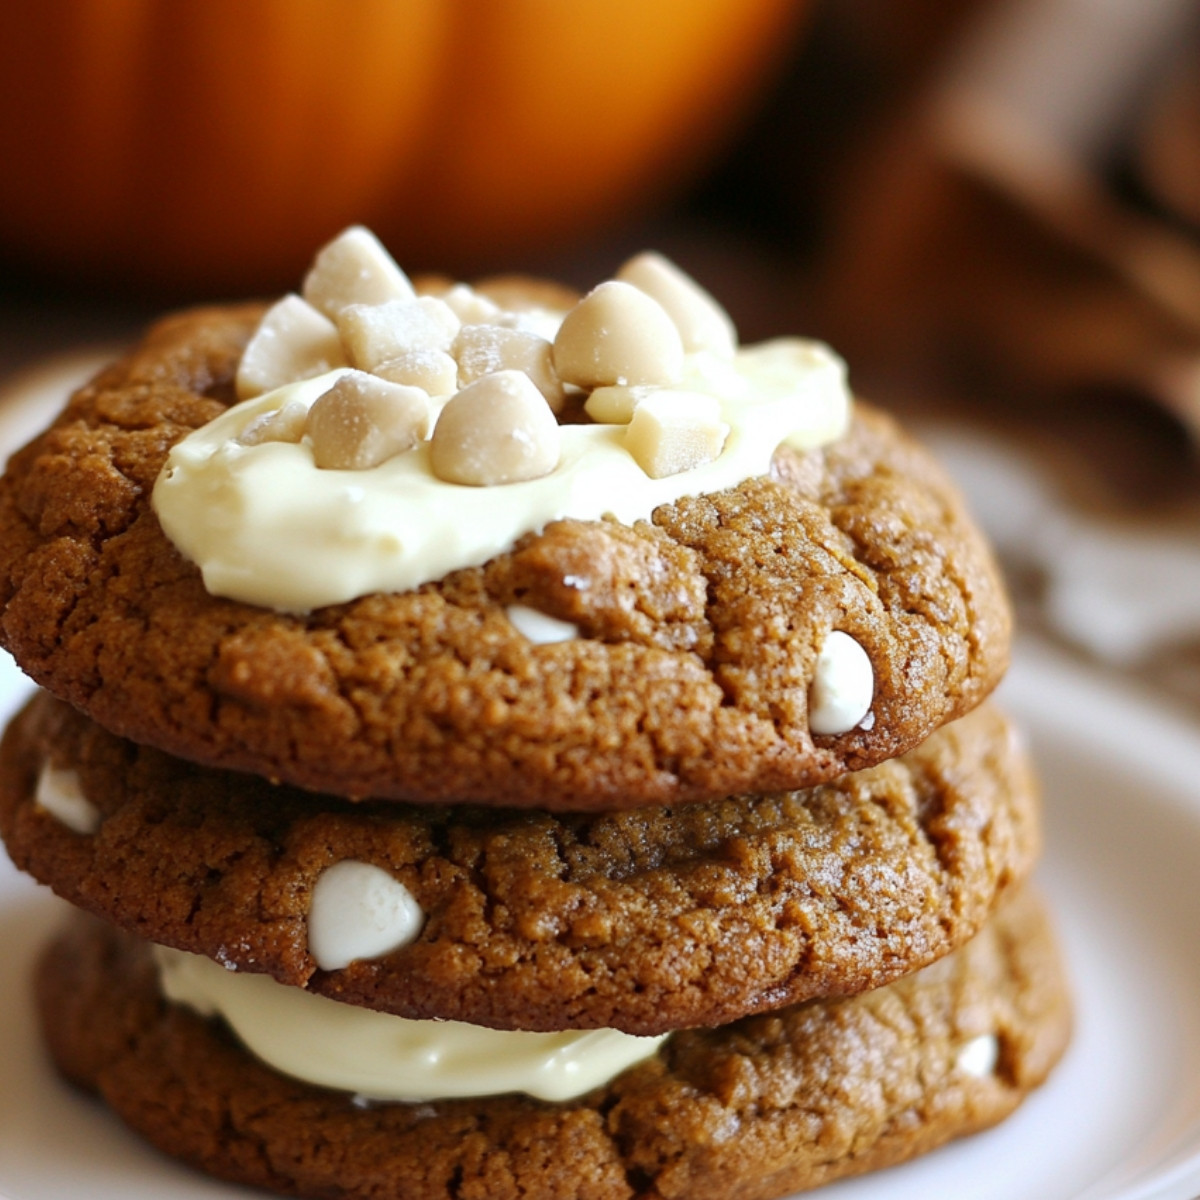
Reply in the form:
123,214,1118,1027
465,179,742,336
506,604,579,644
616,251,737,360
374,348,459,396
36,764,101,835
307,860,425,972
302,226,415,318
584,383,656,425
307,371,432,470
495,307,566,344
454,324,565,413
235,294,347,400
808,631,874,736
624,390,729,479
430,369,560,486
955,1034,1000,1078
439,283,501,325
239,399,310,447
338,296,461,372
553,280,684,390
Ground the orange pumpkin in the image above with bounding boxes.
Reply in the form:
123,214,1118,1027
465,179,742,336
0,0,805,295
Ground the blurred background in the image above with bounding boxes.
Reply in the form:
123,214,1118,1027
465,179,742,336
4,0,1200,708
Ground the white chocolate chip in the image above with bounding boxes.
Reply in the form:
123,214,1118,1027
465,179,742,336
584,383,657,425
373,348,459,396
439,283,501,325
239,398,310,447
497,307,566,343
506,604,579,644
302,226,415,318
808,631,874,735
455,325,565,413
955,1034,1000,1078
307,371,431,470
553,280,684,390
430,369,560,486
236,294,347,400
35,764,100,835
338,297,461,372
624,391,730,479
307,860,425,972
616,251,737,360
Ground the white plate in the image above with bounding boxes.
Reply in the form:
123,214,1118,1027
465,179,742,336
3,642,1200,1200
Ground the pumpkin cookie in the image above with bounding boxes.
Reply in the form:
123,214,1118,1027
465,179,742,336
1,690,1038,1034
0,239,1010,810
36,888,1070,1200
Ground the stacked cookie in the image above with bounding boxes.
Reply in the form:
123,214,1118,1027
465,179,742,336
0,230,1069,1200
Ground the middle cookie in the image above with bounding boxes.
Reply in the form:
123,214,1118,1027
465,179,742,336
0,692,1038,1035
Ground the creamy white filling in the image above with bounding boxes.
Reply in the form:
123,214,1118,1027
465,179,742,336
34,764,100,835
152,341,850,613
155,945,667,1103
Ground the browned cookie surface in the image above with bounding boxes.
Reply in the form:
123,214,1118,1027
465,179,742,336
2,692,1038,1034
37,889,1070,1200
0,306,1010,810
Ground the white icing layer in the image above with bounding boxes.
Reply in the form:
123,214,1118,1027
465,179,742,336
35,764,100,835
152,341,850,613
155,946,667,1103
307,861,425,972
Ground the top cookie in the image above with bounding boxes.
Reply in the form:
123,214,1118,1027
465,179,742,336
0,235,1010,809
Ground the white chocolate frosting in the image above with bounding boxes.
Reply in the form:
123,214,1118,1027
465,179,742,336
155,945,667,1103
153,341,849,613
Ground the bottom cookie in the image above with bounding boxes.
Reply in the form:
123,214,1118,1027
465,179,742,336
36,889,1070,1200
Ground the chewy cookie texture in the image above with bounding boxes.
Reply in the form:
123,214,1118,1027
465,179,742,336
38,892,1070,1200
0,230,1012,810
1,692,1039,1034
0,229,1067,1198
